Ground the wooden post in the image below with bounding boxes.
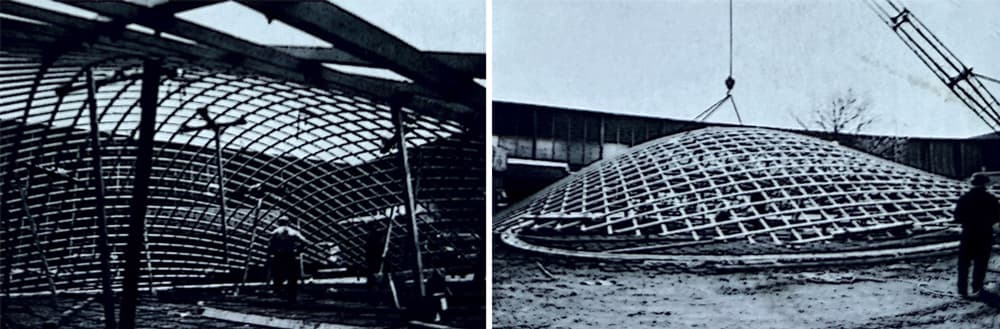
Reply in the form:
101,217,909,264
180,108,246,277
391,95,425,299
119,59,161,329
295,209,304,285
378,207,397,274
2,63,50,314
235,196,263,296
17,187,58,296
85,69,117,329
212,128,231,269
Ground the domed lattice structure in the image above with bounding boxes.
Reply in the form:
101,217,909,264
1,2,484,293
495,127,971,265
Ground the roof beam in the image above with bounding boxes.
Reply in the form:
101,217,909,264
237,1,484,110
0,17,473,126
425,51,486,79
273,46,485,79
53,1,473,119
144,0,224,14
18,0,222,62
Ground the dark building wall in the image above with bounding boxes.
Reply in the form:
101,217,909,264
494,102,712,169
494,101,1000,201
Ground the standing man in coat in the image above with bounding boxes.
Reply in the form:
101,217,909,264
954,174,1000,298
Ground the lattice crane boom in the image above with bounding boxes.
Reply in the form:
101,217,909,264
864,0,1000,134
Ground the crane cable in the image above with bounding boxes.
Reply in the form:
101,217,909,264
694,0,743,124
728,0,734,80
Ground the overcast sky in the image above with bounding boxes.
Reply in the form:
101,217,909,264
15,1,998,138
493,0,1000,138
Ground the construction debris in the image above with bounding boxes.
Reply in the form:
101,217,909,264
536,261,557,280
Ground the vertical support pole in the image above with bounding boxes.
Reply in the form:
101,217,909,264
85,69,117,329
17,186,57,296
119,59,160,329
295,212,304,285
391,95,424,299
378,207,397,274
2,63,50,312
143,219,156,294
235,196,262,296
212,129,231,269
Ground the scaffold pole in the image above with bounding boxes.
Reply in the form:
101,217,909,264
85,69,117,329
392,94,426,299
212,126,231,269
120,59,161,329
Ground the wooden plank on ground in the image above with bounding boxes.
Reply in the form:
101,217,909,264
409,320,464,329
201,306,373,329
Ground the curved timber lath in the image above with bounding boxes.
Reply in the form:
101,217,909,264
0,1,484,293
495,127,980,266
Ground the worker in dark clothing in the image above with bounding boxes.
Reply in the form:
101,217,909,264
365,219,390,290
269,216,309,303
954,174,1000,298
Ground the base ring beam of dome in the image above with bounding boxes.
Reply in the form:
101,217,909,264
494,127,979,268
501,228,959,269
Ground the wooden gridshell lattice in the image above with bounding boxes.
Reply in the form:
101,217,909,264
496,127,978,258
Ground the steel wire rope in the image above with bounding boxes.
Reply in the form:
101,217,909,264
692,0,742,125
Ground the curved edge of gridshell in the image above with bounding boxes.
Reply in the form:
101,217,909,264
499,231,959,269
0,62,484,293
495,127,968,265
1,120,484,293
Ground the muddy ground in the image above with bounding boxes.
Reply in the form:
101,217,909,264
493,245,1000,329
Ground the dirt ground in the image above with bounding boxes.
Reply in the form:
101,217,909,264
3,279,485,329
493,244,1000,329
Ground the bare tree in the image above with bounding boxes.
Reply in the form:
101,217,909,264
854,134,908,162
794,88,875,140
793,89,907,161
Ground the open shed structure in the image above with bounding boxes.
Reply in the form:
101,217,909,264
495,127,984,267
0,0,485,322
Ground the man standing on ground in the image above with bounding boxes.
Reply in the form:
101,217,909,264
269,216,309,303
954,174,1000,298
